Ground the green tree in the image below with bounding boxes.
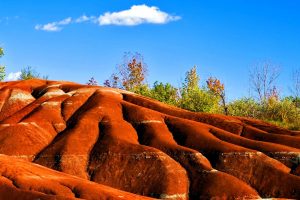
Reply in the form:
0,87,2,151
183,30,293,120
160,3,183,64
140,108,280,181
180,66,220,112
182,66,199,92
132,84,152,97
180,87,220,112
150,81,179,106
0,47,6,81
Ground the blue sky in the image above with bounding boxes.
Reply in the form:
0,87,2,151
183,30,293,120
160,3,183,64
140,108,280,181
0,0,300,100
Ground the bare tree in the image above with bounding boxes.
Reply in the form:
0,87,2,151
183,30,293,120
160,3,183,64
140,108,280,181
104,52,148,91
291,69,300,107
249,61,280,102
87,77,98,86
292,70,300,97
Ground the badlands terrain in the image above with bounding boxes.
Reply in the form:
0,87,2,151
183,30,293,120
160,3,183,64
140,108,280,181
0,79,299,199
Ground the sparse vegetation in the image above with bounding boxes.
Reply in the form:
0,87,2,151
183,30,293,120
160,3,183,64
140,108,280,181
291,70,300,107
228,98,260,118
0,47,6,81
104,52,148,91
104,53,300,130
227,63,300,130
87,77,98,86
249,61,280,102
19,66,48,80
19,66,40,80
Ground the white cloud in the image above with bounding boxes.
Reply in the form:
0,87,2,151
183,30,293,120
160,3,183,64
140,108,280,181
58,17,72,25
35,23,60,32
5,71,21,81
98,5,181,26
75,15,96,23
35,5,181,31
35,17,72,32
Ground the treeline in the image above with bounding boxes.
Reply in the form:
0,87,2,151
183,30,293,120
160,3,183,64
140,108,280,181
1,47,299,130
88,52,300,130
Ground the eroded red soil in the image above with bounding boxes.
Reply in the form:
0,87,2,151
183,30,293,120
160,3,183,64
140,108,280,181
0,79,299,199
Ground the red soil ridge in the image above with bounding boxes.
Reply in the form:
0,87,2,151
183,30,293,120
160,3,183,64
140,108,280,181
0,79,299,200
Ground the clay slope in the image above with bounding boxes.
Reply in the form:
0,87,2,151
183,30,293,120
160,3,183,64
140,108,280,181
0,79,299,199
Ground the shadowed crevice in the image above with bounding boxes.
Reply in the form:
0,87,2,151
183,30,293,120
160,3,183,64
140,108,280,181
33,91,98,163
87,121,106,181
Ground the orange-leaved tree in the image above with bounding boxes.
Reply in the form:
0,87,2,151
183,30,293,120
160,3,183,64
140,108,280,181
206,77,228,115
104,52,148,92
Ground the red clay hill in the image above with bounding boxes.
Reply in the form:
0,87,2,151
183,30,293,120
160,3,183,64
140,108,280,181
0,79,299,199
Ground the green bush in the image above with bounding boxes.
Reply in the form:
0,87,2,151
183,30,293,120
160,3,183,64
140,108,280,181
149,81,179,106
261,98,300,129
228,97,300,130
131,84,153,99
180,87,220,113
228,98,261,118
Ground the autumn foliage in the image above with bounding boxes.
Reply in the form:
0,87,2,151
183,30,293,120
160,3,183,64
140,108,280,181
102,53,300,130
104,52,147,91
206,77,228,115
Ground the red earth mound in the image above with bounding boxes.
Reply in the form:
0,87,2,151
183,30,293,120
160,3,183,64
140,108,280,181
0,79,299,199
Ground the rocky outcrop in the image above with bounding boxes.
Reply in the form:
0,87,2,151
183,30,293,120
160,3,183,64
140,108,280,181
0,79,299,199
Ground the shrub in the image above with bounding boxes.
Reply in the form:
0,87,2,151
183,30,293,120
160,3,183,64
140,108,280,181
149,81,179,106
180,87,220,113
261,98,300,129
132,84,152,97
229,97,300,130
19,66,48,80
228,98,261,118
0,47,5,81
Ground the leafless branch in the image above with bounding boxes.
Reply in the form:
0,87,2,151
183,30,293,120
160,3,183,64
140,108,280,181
249,61,280,102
